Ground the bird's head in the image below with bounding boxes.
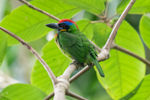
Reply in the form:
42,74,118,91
46,19,78,32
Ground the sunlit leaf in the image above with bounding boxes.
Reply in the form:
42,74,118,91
93,23,112,48
0,0,80,46
130,75,150,100
31,39,71,94
95,21,145,99
61,0,105,14
76,19,93,40
117,0,150,14
0,83,47,100
140,14,150,49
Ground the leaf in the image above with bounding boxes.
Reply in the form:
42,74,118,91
0,30,7,67
130,75,150,100
140,14,150,49
0,96,9,100
120,75,150,100
93,23,112,48
61,0,105,14
76,19,93,40
117,0,150,14
31,39,71,94
0,83,47,100
0,0,80,46
95,21,145,99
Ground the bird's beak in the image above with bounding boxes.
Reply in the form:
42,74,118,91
46,23,63,31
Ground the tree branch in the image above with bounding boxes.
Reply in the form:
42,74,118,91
107,13,118,21
113,44,150,67
66,90,87,100
19,0,60,21
103,0,136,51
44,92,54,100
0,27,58,85
45,49,109,100
104,0,108,17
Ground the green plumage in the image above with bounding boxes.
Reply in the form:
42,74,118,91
55,30,104,77
46,19,105,77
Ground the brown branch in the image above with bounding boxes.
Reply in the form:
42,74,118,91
103,0,136,51
113,44,150,67
91,20,105,23
0,27,58,85
89,40,101,53
107,13,118,21
69,65,90,83
44,92,54,100
19,0,60,21
45,49,109,100
66,91,87,100
104,0,108,17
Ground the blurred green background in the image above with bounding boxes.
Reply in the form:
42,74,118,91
0,0,150,100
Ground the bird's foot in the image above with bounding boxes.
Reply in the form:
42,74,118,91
88,63,94,68
70,61,83,70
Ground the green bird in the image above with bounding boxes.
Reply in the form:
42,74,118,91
46,19,105,77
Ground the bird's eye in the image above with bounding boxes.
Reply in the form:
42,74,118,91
58,23,66,28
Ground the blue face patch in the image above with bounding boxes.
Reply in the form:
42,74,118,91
62,21,73,26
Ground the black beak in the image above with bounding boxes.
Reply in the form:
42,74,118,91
46,23,63,31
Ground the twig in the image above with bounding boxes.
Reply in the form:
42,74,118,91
113,44,150,67
89,40,101,53
104,0,108,17
69,65,90,83
103,0,136,51
19,0,60,21
91,20,105,23
95,14,105,19
44,92,54,100
66,91,87,100
107,13,118,21
0,27,58,85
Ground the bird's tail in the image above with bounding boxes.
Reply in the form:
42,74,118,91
91,57,105,77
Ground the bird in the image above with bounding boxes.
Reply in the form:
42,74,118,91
46,19,105,77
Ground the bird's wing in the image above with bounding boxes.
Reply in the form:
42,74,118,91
58,32,87,63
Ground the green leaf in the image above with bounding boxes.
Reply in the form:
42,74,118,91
120,75,150,99
0,96,9,100
61,0,105,14
93,23,112,48
130,75,150,100
0,83,47,100
117,0,150,14
31,39,71,94
140,14,150,49
0,30,7,66
0,0,80,46
95,21,145,99
76,19,93,40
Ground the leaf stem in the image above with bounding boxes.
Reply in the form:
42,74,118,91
107,13,118,21
113,44,150,67
104,0,108,17
66,91,87,100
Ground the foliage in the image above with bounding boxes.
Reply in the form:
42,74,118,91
0,0,150,99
